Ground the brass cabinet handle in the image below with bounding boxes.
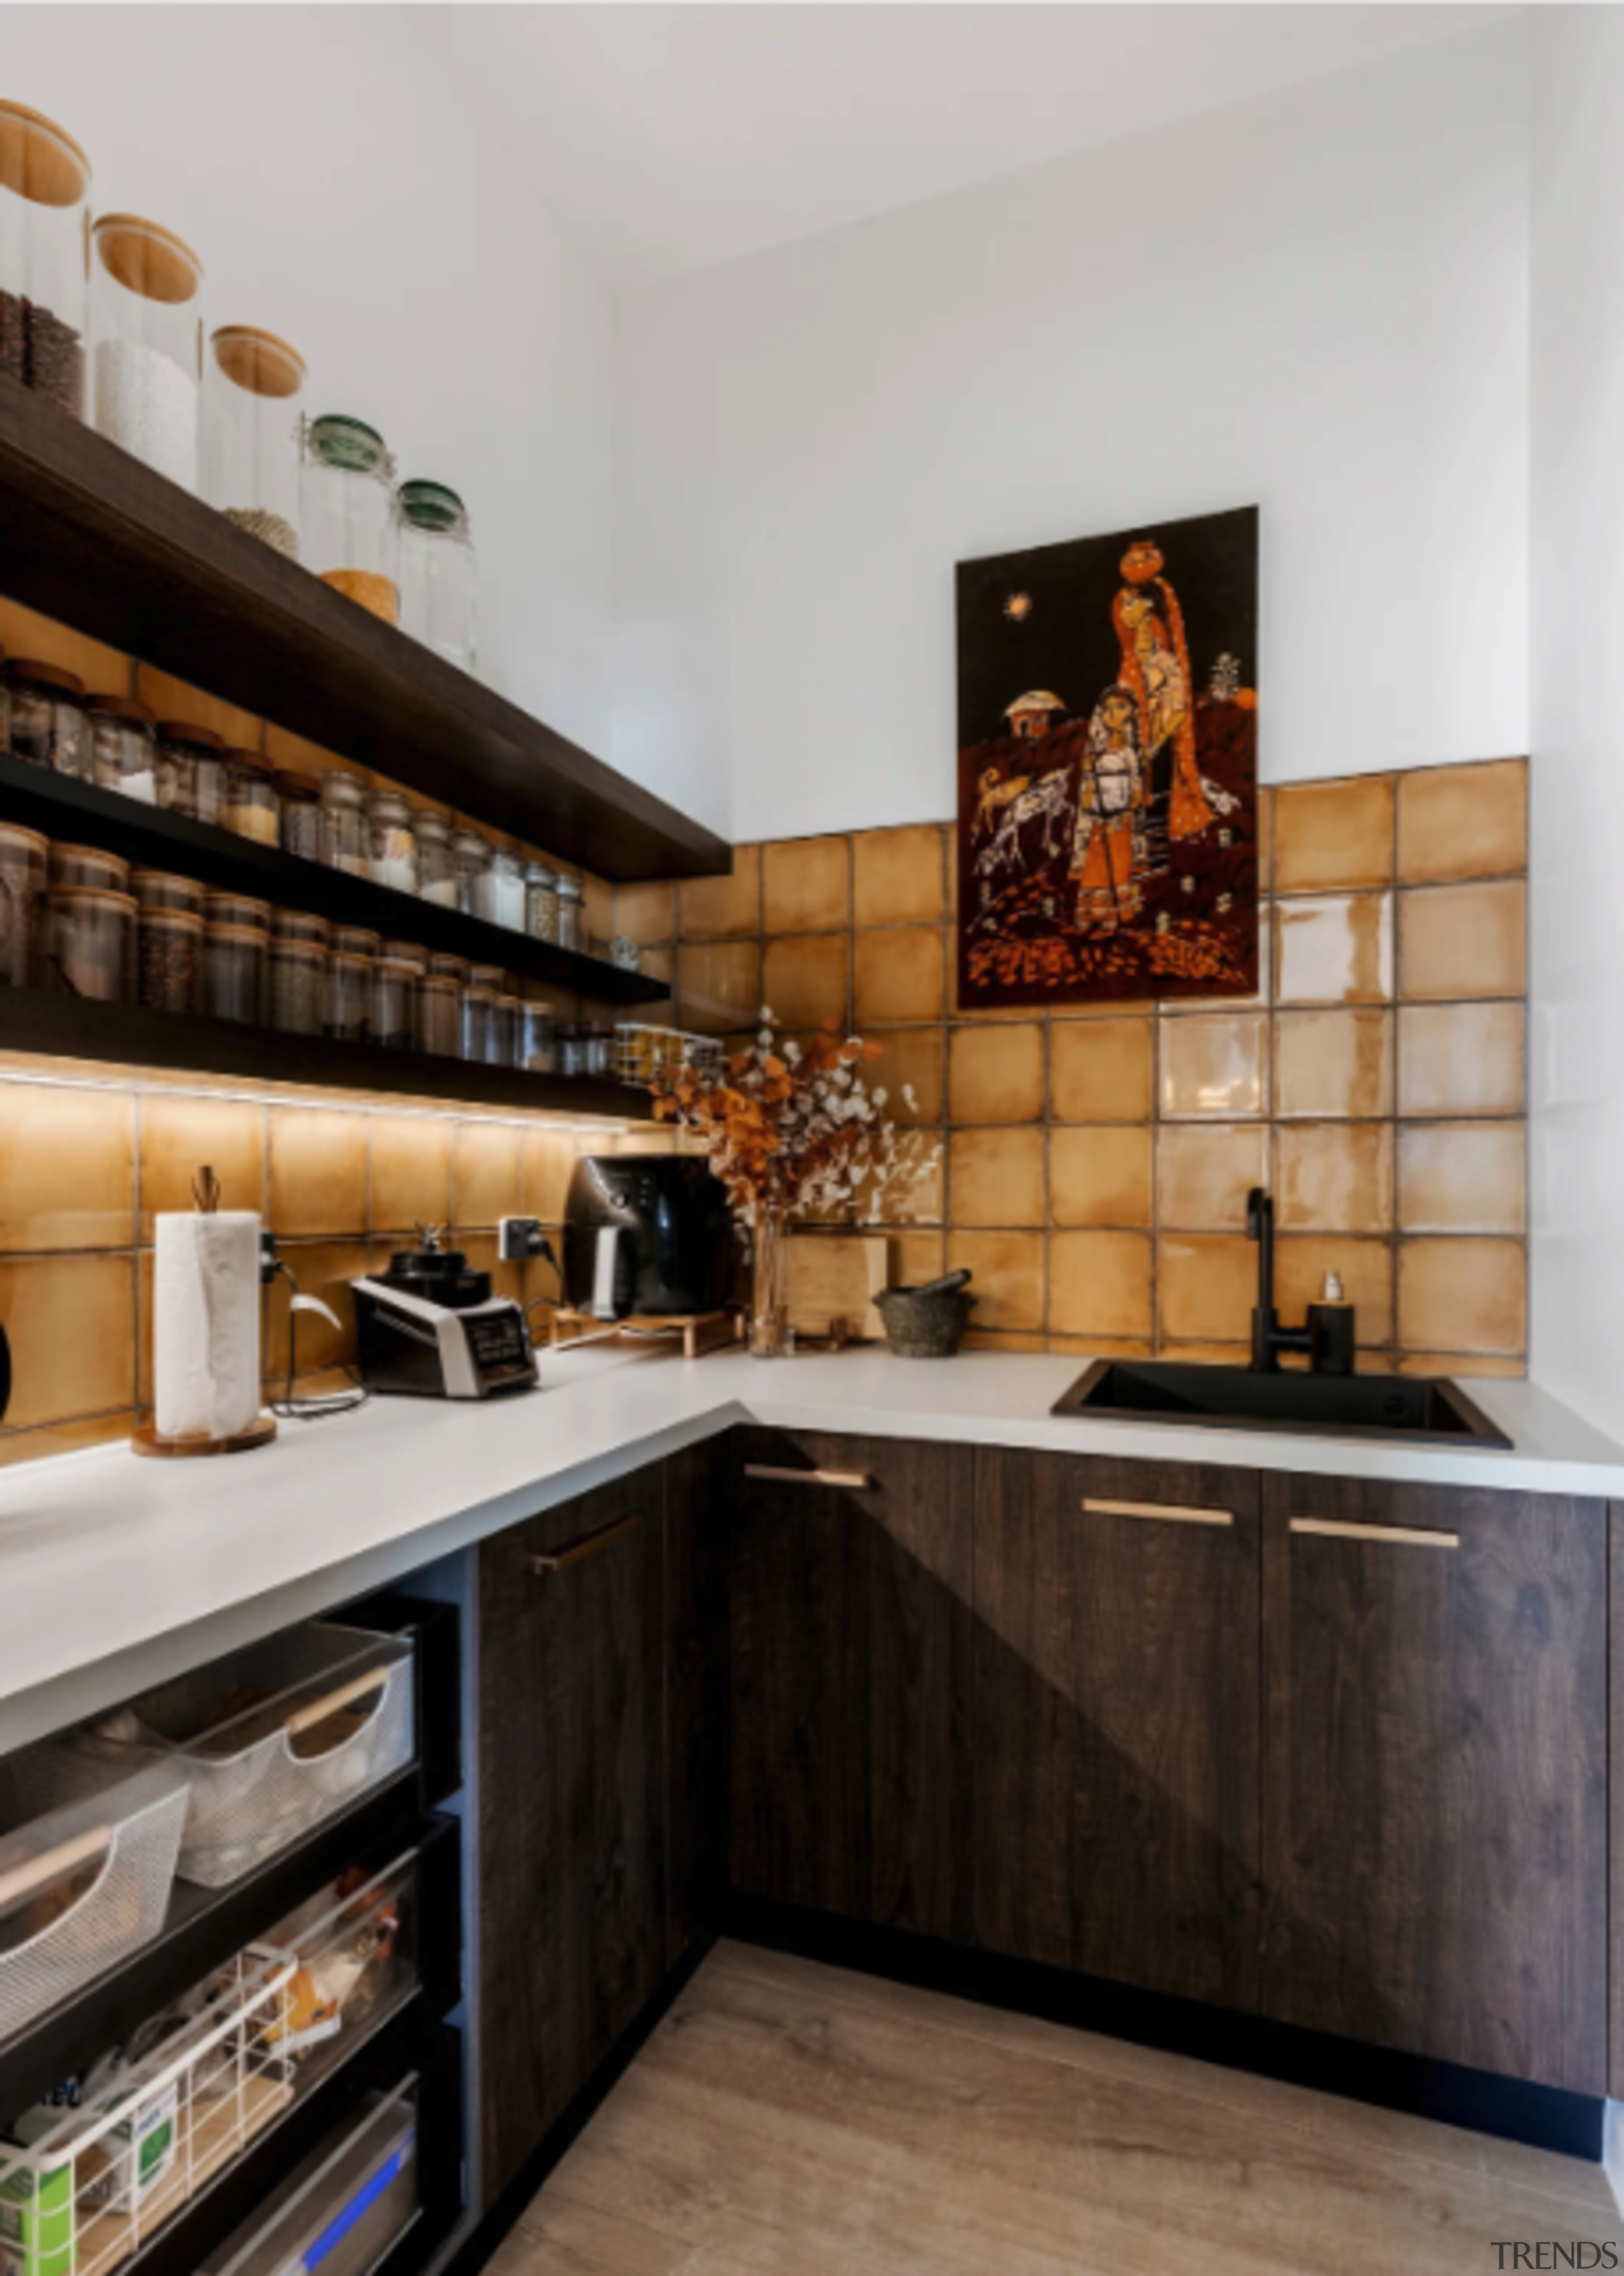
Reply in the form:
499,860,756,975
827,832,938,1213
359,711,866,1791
1290,1516,1458,1551
1084,1497,1233,1527
532,1511,643,1574
743,1464,872,1490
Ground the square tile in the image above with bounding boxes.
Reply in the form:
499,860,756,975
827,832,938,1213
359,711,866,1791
853,929,945,1026
0,1253,135,1428
1398,1238,1526,1356
1049,1231,1153,1339
1276,1234,1394,1345
889,1229,948,1288
1273,777,1395,893
1398,1353,1526,1381
1276,1123,1394,1233
1156,1236,1256,1344
1048,1334,1155,1359
1159,1012,1267,1119
1050,1017,1153,1123
453,1120,524,1228
948,1024,1045,1123
370,1115,453,1233
763,837,850,933
138,1095,263,1241
269,1108,368,1237
0,1083,135,1252
1276,893,1394,1004
678,941,763,1036
865,1029,945,1125
763,934,850,1028
1398,879,1526,1002
948,1127,1045,1227
1049,1127,1153,1229
679,846,761,941
1274,1009,1394,1120
1398,759,1527,885
1398,1122,1526,1233
946,1230,1045,1331
614,880,677,948
1397,1002,1525,1118
1155,1123,1268,1232
853,825,948,926
525,1128,589,1223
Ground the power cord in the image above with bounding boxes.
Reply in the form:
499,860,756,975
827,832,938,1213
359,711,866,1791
266,1257,370,1423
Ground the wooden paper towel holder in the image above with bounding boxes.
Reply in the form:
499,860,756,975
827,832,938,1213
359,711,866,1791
132,1163,278,1458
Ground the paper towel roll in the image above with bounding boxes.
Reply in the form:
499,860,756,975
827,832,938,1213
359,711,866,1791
154,1212,262,1441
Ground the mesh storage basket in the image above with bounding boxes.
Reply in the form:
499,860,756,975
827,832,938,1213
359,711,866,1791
0,1749,188,2047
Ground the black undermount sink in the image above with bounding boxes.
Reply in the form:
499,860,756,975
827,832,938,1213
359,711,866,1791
1054,1360,1512,1448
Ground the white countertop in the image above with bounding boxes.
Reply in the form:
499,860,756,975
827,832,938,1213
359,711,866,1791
3,1346,1622,1752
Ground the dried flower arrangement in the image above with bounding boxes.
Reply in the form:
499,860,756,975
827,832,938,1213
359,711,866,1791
650,1010,941,1356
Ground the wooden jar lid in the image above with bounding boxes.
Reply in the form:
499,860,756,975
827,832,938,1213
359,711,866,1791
212,325,306,400
93,213,202,304
0,102,91,208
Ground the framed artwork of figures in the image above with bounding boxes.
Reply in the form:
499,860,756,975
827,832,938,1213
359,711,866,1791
955,504,1259,1009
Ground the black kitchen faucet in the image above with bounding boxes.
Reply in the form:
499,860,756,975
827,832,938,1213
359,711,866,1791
1246,1187,1355,1376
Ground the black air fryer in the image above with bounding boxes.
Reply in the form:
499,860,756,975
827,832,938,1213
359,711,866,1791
562,1156,732,1321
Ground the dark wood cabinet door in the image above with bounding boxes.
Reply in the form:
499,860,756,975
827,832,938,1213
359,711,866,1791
730,1431,973,1939
664,1438,731,1966
973,1450,1262,2010
478,1465,667,2206
1262,1473,1607,2093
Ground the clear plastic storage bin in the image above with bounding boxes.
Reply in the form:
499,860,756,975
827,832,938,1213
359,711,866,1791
258,1850,418,2087
199,2082,418,2276
112,1625,415,1889
0,1747,188,2043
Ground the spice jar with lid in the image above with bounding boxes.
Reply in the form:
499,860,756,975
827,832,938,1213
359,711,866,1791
416,972,461,1057
584,1021,616,1079
155,720,225,820
276,771,322,861
202,888,270,936
397,480,477,672
416,813,457,908
10,661,86,775
331,923,380,959
89,214,202,490
517,1000,558,1074
268,936,325,1035
301,414,399,623
0,822,47,987
0,102,91,419
44,886,134,1000
50,843,130,894
555,872,584,953
558,1023,587,1079
366,792,417,894
490,993,521,1068
476,844,526,932
204,922,265,1024
524,862,560,943
203,326,304,558
270,906,328,950
318,769,369,876
87,694,157,802
324,950,372,1042
380,938,426,972
222,750,279,847
461,974,497,1063
137,906,202,1014
132,868,205,919
371,955,417,1052
427,952,468,984
451,830,491,917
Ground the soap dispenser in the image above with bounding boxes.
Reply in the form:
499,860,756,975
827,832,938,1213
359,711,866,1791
1308,1271,1356,1377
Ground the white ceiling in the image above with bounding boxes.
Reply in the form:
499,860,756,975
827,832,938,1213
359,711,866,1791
413,3,1513,286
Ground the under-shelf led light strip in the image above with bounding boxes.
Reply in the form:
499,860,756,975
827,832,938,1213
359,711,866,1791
0,1062,629,1135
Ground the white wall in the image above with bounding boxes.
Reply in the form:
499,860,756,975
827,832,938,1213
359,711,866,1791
1529,9,1624,1434
612,21,1529,845
5,7,621,767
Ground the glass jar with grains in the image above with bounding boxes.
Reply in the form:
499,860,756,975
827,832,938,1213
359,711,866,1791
0,101,91,419
132,869,204,920
416,813,457,908
203,325,305,558
268,937,325,1035
87,695,157,803
451,830,490,918
318,769,369,876
370,955,417,1052
0,823,47,988
10,660,86,776
324,950,372,1043
476,844,525,932
555,872,584,953
415,972,460,1057
276,771,322,861
89,213,202,490
44,886,134,1000
203,922,265,1024
524,862,559,944
366,792,417,895
222,750,280,846
301,414,399,624
136,906,202,1014
155,720,225,820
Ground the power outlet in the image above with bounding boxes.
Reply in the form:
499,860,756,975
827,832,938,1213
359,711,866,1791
499,1215,551,1264
259,1229,280,1285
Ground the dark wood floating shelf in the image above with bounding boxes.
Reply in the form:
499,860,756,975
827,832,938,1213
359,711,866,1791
0,374,731,881
0,756,671,1006
0,987,658,1120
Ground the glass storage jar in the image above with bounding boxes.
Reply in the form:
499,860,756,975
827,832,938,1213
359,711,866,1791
155,720,225,820
584,1022,615,1078
0,822,47,987
416,813,457,908
490,993,521,1068
136,906,202,1014
476,844,525,932
524,863,559,943
202,889,270,936
132,868,204,919
203,922,265,1024
89,214,202,490
366,792,417,894
276,771,322,861
49,842,129,894
397,480,476,671
324,949,371,1042
380,938,426,972
370,954,417,1051
558,1023,587,1078
10,660,86,775
318,768,369,876
451,830,490,917
416,972,461,1057
517,1000,557,1073
555,872,584,953
0,102,91,418
87,695,157,802
203,325,304,558
331,923,379,959
301,414,398,623
427,952,468,984
44,885,134,999
461,977,497,1063
270,906,328,950
222,750,279,847
268,937,325,1035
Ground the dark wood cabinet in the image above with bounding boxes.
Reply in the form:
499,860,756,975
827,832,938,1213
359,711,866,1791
730,1431,973,1939
664,1439,731,1965
1261,1472,1608,2093
478,1465,667,2206
972,1449,1263,2010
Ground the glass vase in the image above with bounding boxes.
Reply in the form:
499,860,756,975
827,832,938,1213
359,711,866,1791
749,1198,789,1358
